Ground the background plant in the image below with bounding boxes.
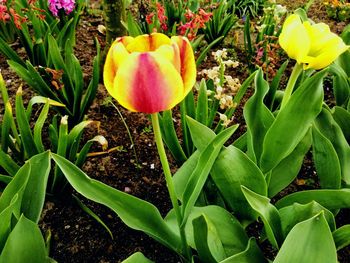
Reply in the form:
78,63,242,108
0,74,107,193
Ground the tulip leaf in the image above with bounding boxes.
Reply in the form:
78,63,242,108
260,70,326,172
15,88,38,158
51,153,181,251
0,215,48,263
314,107,350,185
21,151,51,223
333,225,350,250
211,145,267,221
330,64,350,107
0,149,20,177
33,102,50,153
244,69,275,163
275,189,350,210
241,186,283,248
173,150,200,202
266,60,289,109
274,212,337,263
165,205,249,257
181,119,237,224
332,106,350,143
159,110,187,164
193,214,226,263
279,201,336,237
0,194,20,251
219,238,267,263
268,129,311,197
312,125,341,189
0,162,31,215
196,79,208,126
182,118,266,221
122,252,154,263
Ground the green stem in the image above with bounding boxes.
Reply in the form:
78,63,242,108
280,62,303,110
151,113,191,260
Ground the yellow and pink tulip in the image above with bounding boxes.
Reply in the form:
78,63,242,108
279,14,349,70
103,33,196,113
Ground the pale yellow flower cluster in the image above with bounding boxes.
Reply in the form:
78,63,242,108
199,49,242,127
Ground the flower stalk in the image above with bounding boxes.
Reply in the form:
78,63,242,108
280,62,303,109
151,113,191,260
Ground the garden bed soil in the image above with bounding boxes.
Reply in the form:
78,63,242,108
0,0,350,262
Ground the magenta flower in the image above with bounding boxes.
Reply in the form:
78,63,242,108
48,0,75,17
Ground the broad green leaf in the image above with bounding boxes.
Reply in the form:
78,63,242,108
1,102,12,153
244,69,275,163
195,79,208,126
0,215,48,263
260,70,327,172
0,149,20,177
159,110,187,164
279,201,336,236
211,145,267,221
266,60,289,109
183,118,266,221
165,205,249,257
0,195,20,251
330,62,350,107
276,189,350,209
219,238,266,263
21,151,51,223
182,120,237,225
0,175,12,184
51,153,181,251
268,130,312,197
15,88,38,158
33,102,50,153
312,125,341,189
0,163,30,214
193,214,226,263
332,106,350,143
241,186,283,248
122,252,154,263
314,107,350,185
173,150,200,201
333,225,350,250
274,212,337,263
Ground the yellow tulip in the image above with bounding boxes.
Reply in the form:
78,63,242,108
279,14,349,70
103,33,196,113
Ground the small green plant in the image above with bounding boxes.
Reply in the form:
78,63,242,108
0,74,107,193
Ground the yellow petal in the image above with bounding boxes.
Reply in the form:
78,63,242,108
126,33,171,53
279,14,311,64
103,41,130,96
304,40,349,70
170,36,196,95
112,52,185,113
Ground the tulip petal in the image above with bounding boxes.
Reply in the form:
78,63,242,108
103,41,131,96
112,52,185,113
304,40,349,70
279,14,311,64
126,33,171,53
171,36,196,94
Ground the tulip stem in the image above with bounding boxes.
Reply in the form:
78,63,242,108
280,62,303,110
151,113,191,260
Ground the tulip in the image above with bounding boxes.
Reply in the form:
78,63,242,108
279,14,349,109
103,33,196,113
279,14,349,70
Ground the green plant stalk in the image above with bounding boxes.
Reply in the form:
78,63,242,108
280,62,303,109
151,113,191,260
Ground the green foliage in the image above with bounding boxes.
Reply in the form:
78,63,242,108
0,74,106,193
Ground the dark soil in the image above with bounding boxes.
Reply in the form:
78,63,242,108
0,0,349,262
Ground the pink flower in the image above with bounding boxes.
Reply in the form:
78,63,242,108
48,0,75,17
